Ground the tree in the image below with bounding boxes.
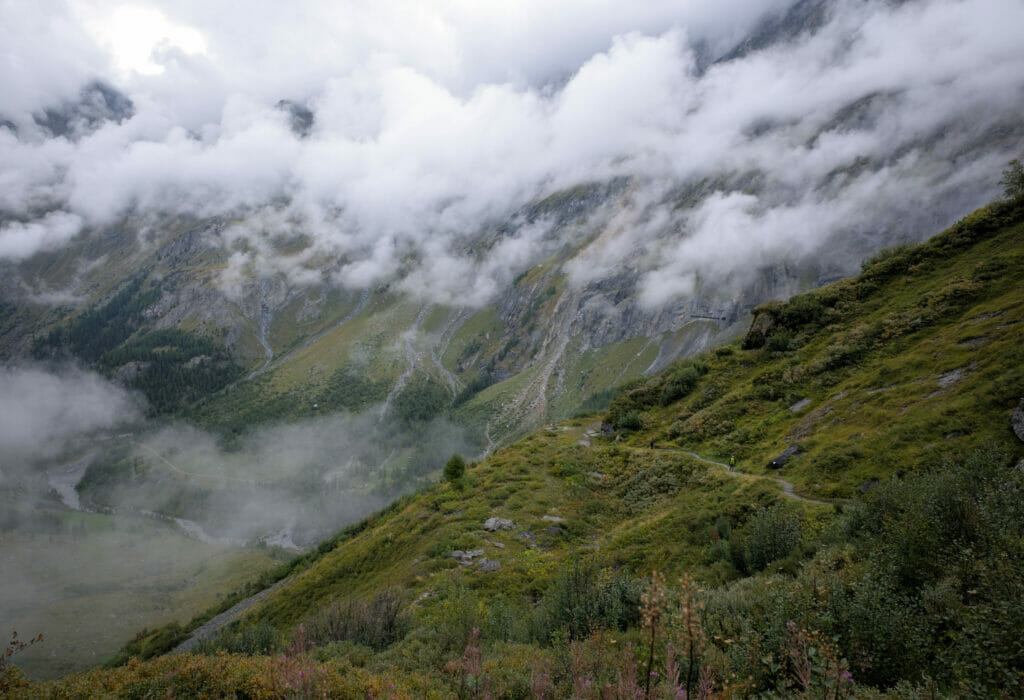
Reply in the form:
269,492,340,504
443,454,466,483
1000,158,1024,199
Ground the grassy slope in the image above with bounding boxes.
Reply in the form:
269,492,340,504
16,198,1024,696
611,201,1024,498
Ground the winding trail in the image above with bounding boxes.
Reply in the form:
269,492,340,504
136,443,256,486
667,447,835,506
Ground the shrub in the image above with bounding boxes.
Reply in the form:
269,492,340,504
765,328,795,352
444,454,466,483
532,561,642,643
616,410,642,432
197,621,282,656
304,588,408,651
660,367,701,406
731,506,801,574
1000,157,1024,199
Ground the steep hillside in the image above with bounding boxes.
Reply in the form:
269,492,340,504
15,196,1024,697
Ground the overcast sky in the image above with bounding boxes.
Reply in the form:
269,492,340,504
1,0,1022,306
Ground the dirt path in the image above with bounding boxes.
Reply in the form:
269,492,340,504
174,578,289,653
667,448,835,503
590,430,836,506
136,443,255,486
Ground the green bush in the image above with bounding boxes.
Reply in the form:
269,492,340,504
616,410,642,432
304,588,408,651
765,327,795,352
1000,157,1024,199
444,454,466,483
731,506,801,574
660,366,701,405
197,621,282,656
532,560,641,643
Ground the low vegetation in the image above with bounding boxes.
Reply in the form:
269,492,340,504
13,195,1024,696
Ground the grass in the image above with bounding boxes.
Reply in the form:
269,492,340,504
13,198,1024,696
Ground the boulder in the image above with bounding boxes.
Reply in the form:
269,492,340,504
477,558,501,573
541,515,565,523
859,478,880,493
788,398,810,412
766,444,801,470
450,549,484,565
483,517,515,532
1012,398,1024,443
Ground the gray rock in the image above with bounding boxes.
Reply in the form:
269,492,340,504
483,517,515,532
767,444,801,469
937,368,967,388
1012,399,1024,443
541,515,566,523
477,558,501,573
789,398,811,412
450,549,485,565
545,525,564,536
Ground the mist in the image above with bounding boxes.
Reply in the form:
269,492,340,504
1,0,1020,308
0,364,472,677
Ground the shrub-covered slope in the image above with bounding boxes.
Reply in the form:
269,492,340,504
13,197,1024,697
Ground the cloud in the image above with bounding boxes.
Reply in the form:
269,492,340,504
0,212,84,261
0,365,140,464
0,0,1021,308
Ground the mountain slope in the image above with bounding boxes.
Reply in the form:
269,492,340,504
17,195,1024,697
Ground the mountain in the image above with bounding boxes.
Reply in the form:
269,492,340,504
2,0,1023,684
11,194,1023,696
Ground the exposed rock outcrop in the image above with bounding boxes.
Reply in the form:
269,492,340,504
1012,399,1024,443
483,517,515,532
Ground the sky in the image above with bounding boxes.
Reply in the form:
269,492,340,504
1,0,1022,307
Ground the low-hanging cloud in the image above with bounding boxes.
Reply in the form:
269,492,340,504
0,364,140,464
1,0,1022,308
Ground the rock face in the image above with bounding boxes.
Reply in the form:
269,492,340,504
483,517,515,532
1012,399,1024,443
767,444,801,469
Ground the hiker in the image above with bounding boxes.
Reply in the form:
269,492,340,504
650,438,655,449
729,455,735,471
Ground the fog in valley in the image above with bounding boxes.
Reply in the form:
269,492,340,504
0,363,472,677
2,0,1023,680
